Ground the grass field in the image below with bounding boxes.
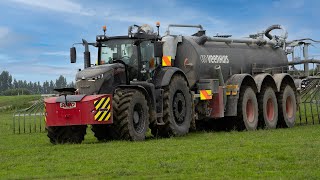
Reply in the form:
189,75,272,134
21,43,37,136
1,96,320,179
0,95,40,111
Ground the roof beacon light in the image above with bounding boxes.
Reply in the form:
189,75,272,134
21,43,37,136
102,25,106,36
156,21,160,36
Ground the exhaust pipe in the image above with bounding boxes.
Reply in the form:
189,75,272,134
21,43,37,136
82,39,91,69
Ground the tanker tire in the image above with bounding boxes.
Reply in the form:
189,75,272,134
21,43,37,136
91,124,119,141
113,89,149,141
47,125,87,144
258,87,278,129
277,85,296,128
237,86,258,130
156,75,192,137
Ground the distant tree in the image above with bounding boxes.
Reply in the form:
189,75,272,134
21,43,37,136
49,80,55,93
67,81,75,88
0,71,12,91
0,71,74,95
55,75,67,89
13,79,18,89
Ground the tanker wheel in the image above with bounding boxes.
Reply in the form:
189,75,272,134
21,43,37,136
47,125,87,144
277,85,296,128
91,124,119,141
258,87,278,129
237,86,258,130
113,89,149,141
155,75,192,137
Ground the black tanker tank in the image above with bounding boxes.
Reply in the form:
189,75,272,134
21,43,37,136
162,24,289,88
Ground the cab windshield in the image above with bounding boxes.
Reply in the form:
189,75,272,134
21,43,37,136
100,39,137,65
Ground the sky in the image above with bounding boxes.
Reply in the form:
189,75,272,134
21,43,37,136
0,0,320,83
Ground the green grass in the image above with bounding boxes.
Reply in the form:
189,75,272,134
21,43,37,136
1,95,320,179
1,111,320,179
0,95,41,111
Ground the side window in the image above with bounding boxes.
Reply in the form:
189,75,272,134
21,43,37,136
140,41,154,69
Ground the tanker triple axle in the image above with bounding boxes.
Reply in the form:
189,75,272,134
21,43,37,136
44,23,298,144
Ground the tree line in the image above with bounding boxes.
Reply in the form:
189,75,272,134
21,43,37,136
0,71,75,96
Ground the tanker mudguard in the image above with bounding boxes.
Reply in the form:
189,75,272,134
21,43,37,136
273,73,296,91
254,73,277,93
153,67,189,88
224,74,257,116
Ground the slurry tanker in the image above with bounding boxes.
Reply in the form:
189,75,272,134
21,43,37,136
44,23,298,144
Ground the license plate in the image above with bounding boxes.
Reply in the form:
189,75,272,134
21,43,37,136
60,102,76,109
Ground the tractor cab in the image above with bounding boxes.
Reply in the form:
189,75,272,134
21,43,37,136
70,23,163,95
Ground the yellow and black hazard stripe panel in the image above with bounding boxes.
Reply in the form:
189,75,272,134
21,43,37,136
94,97,111,121
162,56,172,66
226,85,239,96
200,90,212,100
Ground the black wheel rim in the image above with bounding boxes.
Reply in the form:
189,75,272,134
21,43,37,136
173,91,186,125
133,103,145,133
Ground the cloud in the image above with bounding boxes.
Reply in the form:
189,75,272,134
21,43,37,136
0,27,10,39
42,51,69,56
8,0,95,16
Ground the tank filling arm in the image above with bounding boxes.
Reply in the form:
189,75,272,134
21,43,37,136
205,36,276,47
166,24,203,35
196,24,287,49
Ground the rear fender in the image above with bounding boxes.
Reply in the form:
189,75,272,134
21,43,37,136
153,67,189,88
254,73,277,93
273,73,296,92
225,74,257,116
117,84,155,110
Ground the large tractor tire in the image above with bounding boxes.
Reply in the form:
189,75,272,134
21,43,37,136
277,85,296,128
237,86,259,130
47,125,87,144
155,75,192,137
258,87,278,129
113,89,149,141
91,124,119,141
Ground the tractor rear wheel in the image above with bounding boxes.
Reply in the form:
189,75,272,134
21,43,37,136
155,75,192,137
47,125,87,144
258,87,278,129
237,86,258,130
91,124,119,141
278,85,296,128
113,89,149,141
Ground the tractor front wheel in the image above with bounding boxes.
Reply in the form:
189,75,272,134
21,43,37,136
113,89,149,141
91,124,119,141
47,125,87,144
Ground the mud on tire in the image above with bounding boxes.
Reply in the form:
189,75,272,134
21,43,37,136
155,75,192,137
47,125,87,144
113,89,149,141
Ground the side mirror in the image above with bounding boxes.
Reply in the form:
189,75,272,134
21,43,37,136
154,41,163,57
70,47,76,63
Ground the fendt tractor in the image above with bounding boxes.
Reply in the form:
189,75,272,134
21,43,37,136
44,23,298,144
